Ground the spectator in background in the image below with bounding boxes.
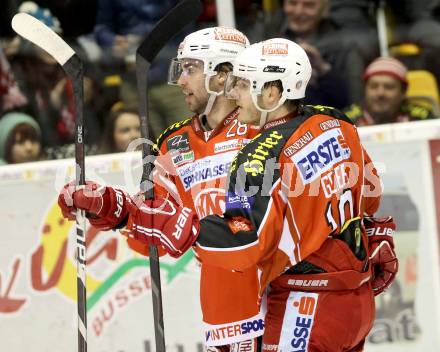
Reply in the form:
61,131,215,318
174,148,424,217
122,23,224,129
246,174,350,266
329,1,440,85
93,0,193,140
344,56,435,126
8,2,102,149
99,103,141,154
280,0,366,109
0,112,43,165
328,0,379,64
0,44,28,116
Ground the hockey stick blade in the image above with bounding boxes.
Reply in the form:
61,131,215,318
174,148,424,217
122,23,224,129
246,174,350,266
12,11,88,352
12,13,75,66
136,0,202,63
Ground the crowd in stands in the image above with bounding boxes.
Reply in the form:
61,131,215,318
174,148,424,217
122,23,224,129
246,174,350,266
1,0,440,165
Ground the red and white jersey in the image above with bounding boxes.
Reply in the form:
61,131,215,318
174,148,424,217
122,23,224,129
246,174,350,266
127,109,264,346
195,105,382,295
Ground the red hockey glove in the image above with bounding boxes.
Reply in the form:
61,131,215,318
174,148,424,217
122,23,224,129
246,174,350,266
364,216,399,296
125,196,200,258
58,181,130,230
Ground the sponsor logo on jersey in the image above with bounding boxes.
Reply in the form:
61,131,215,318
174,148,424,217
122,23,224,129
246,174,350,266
278,292,318,352
177,151,236,191
214,138,248,154
292,128,351,184
223,108,240,126
227,216,253,234
172,150,194,166
263,117,290,130
284,131,314,157
319,119,341,131
205,318,264,343
194,188,225,218
167,132,189,152
242,131,284,176
262,42,288,56
226,192,254,211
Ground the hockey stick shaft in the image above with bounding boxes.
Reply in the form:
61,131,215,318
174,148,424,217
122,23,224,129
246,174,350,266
11,13,87,352
136,54,166,351
135,1,202,350
65,55,87,352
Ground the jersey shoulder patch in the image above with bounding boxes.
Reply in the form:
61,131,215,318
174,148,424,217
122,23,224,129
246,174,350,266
156,117,193,151
304,104,354,125
343,104,363,122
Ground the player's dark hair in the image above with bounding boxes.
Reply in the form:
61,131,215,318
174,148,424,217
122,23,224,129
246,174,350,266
215,62,233,73
263,79,301,111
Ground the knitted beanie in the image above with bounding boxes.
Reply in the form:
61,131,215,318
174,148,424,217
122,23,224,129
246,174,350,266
0,112,41,161
363,56,408,85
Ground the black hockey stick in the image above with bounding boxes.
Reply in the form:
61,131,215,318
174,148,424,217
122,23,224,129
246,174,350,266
135,0,202,350
12,13,88,352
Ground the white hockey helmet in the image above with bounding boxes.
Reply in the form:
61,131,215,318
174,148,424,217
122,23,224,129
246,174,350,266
169,26,250,83
168,27,250,116
225,38,312,123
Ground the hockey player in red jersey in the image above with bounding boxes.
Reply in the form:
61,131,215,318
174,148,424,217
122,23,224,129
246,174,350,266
58,27,263,351
123,38,399,351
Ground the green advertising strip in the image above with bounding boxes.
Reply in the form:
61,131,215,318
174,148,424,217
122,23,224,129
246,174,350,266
87,251,194,311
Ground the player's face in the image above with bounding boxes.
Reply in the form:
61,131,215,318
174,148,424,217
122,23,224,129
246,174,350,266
176,59,209,114
113,112,141,152
284,0,325,36
365,75,405,120
10,133,41,164
226,77,260,125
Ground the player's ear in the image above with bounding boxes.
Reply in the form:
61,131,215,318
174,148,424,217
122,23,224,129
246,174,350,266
216,70,227,86
266,84,282,106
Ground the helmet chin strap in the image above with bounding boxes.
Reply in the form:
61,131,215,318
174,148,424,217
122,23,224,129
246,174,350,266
201,74,223,117
259,111,268,127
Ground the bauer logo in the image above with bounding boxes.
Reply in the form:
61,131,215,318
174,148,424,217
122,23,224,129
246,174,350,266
278,292,318,352
205,317,264,345
292,128,351,184
262,43,288,55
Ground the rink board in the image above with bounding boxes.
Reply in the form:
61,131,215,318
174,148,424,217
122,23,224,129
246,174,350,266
1,120,440,351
